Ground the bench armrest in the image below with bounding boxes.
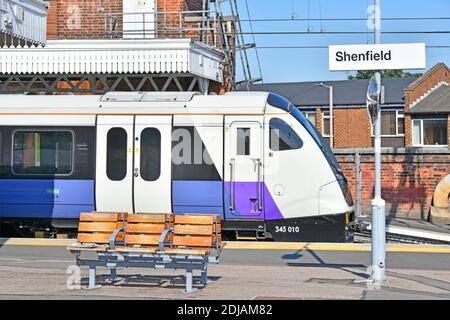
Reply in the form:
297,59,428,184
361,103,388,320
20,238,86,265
158,228,172,252
109,227,124,250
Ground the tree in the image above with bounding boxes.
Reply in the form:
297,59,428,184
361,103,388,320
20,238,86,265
347,70,423,80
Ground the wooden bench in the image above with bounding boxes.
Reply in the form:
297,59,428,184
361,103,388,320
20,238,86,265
69,212,126,252
68,212,222,292
167,214,222,256
115,212,173,253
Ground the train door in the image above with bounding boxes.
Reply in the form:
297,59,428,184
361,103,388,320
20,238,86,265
96,116,134,212
134,116,172,212
224,116,265,220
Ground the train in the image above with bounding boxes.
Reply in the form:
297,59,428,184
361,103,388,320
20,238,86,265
0,91,354,242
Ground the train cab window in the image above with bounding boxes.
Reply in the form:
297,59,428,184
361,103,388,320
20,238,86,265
237,127,251,156
269,118,303,151
107,128,127,181
12,130,73,175
140,128,161,181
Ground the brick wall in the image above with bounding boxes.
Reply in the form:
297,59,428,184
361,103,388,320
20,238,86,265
45,0,123,39
45,1,58,39
336,148,450,220
47,0,210,40
315,107,322,133
334,108,372,148
308,108,372,148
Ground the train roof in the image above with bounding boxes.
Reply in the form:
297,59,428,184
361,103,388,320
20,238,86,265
0,92,287,115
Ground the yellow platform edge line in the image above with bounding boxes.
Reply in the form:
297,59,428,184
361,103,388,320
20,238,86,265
0,238,449,253
222,242,450,253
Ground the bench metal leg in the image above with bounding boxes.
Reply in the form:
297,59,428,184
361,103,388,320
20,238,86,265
88,265,97,289
110,267,117,280
185,269,193,293
201,271,207,286
106,266,121,283
201,264,208,286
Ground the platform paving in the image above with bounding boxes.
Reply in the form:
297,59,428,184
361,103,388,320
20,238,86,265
0,246,449,300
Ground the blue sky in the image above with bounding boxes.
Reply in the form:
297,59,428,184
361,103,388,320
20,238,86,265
234,0,450,83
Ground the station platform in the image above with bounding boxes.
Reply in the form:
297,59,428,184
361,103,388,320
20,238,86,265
0,240,449,300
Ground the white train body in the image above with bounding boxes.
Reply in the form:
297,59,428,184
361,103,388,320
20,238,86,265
0,92,354,241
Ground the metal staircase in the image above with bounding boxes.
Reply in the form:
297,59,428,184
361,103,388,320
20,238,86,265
213,0,263,90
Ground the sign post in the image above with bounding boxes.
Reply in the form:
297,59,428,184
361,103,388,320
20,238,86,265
328,1,426,285
370,0,386,283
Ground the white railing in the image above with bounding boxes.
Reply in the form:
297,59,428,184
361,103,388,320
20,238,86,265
0,0,47,46
104,9,220,48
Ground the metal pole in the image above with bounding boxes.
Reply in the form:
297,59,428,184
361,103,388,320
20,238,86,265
329,85,334,148
371,0,386,283
355,152,362,219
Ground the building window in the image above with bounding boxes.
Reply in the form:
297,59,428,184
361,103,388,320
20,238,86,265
106,128,128,181
269,118,303,151
140,128,161,181
322,111,330,137
304,111,316,126
380,110,404,136
12,130,73,175
412,118,448,146
237,127,251,156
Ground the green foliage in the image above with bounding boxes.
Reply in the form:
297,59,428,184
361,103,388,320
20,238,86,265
347,70,423,80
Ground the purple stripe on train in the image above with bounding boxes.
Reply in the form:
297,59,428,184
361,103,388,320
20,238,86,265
224,182,284,220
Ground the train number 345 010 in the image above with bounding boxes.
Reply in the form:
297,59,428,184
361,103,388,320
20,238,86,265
274,226,300,233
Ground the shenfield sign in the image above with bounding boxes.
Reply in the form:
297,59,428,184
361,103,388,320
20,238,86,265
329,43,426,71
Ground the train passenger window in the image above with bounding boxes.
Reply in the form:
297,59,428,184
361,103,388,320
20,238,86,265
269,118,303,151
12,130,73,175
140,128,161,181
237,128,251,156
107,128,127,181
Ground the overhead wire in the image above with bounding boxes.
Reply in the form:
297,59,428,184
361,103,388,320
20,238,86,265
244,0,263,83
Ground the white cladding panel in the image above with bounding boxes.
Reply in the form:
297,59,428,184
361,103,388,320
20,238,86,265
0,39,224,82
0,0,47,45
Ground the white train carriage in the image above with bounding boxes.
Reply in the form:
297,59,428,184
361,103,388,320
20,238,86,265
0,92,354,241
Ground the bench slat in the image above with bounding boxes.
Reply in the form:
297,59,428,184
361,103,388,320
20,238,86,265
78,222,123,232
125,234,161,246
175,215,215,225
173,235,213,247
79,212,123,222
126,223,166,234
77,233,112,244
174,224,214,235
127,213,168,223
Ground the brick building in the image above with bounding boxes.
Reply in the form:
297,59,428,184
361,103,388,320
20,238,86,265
245,64,450,221
44,0,218,42
405,63,450,147
1,0,236,95
246,64,450,149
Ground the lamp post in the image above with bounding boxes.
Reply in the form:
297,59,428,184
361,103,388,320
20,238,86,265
317,83,334,148
370,0,386,283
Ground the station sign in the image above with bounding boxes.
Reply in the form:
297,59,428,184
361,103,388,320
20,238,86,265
329,43,426,71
